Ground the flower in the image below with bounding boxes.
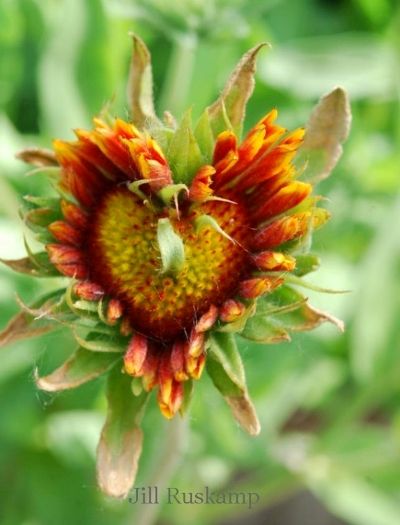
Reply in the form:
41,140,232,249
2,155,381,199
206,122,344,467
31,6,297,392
1,36,350,498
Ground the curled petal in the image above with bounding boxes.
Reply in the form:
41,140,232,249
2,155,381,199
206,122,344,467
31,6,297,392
73,281,105,301
158,353,184,418
189,165,215,202
120,317,133,337
219,299,246,323
158,379,184,419
170,341,189,382
48,221,83,247
187,331,205,358
252,181,312,223
124,334,148,376
252,212,312,250
46,244,88,279
213,131,237,165
252,251,296,272
239,276,283,299
195,305,218,333
60,199,88,229
185,351,206,380
107,299,124,325
141,347,159,392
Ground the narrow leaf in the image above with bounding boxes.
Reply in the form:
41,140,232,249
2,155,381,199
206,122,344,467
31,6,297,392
194,214,236,245
207,333,260,435
36,347,120,391
0,291,64,348
166,109,203,184
299,87,351,182
208,332,245,389
127,33,160,129
0,255,58,277
157,218,185,274
97,367,148,498
194,109,215,162
241,316,291,343
207,43,268,137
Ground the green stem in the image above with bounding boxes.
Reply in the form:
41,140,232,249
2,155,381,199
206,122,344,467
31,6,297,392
159,34,197,117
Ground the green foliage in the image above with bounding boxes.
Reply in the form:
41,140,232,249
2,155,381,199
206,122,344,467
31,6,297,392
0,0,399,524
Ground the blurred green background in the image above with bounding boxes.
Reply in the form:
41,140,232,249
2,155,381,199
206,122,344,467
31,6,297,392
0,0,399,524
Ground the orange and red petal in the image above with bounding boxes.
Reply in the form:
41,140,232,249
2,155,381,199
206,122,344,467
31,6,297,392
219,299,246,323
252,212,312,250
239,276,284,299
189,165,216,202
48,220,83,247
73,281,105,301
46,244,88,279
60,199,88,230
251,181,312,224
124,334,148,377
252,251,296,272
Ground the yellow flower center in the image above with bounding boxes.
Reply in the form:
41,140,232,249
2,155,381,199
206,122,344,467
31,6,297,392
88,188,250,340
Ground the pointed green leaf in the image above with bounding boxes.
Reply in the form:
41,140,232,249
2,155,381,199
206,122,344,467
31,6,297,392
0,255,58,277
194,214,236,244
207,333,260,435
97,367,149,498
166,109,203,184
127,33,160,129
73,331,127,353
36,347,120,391
294,254,321,276
0,290,64,348
194,109,215,163
157,183,189,206
207,43,268,137
298,87,351,182
157,218,185,275
248,285,344,335
241,315,291,343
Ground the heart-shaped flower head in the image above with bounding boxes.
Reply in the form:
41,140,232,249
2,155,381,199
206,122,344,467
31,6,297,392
2,36,350,498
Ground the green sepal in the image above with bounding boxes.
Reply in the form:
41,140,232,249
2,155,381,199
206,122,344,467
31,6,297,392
97,366,149,498
23,207,59,230
157,217,185,275
157,183,189,206
166,109,203,184
241,315,290,344
294,254,321,276
24,237,60,276
207,332,260,435
241,285,344,342
194,109,215,163
0,253,59,278
0,289,65,348
35,346,121,392
207,332,245,397
72,331,127,353
194,214,236,244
